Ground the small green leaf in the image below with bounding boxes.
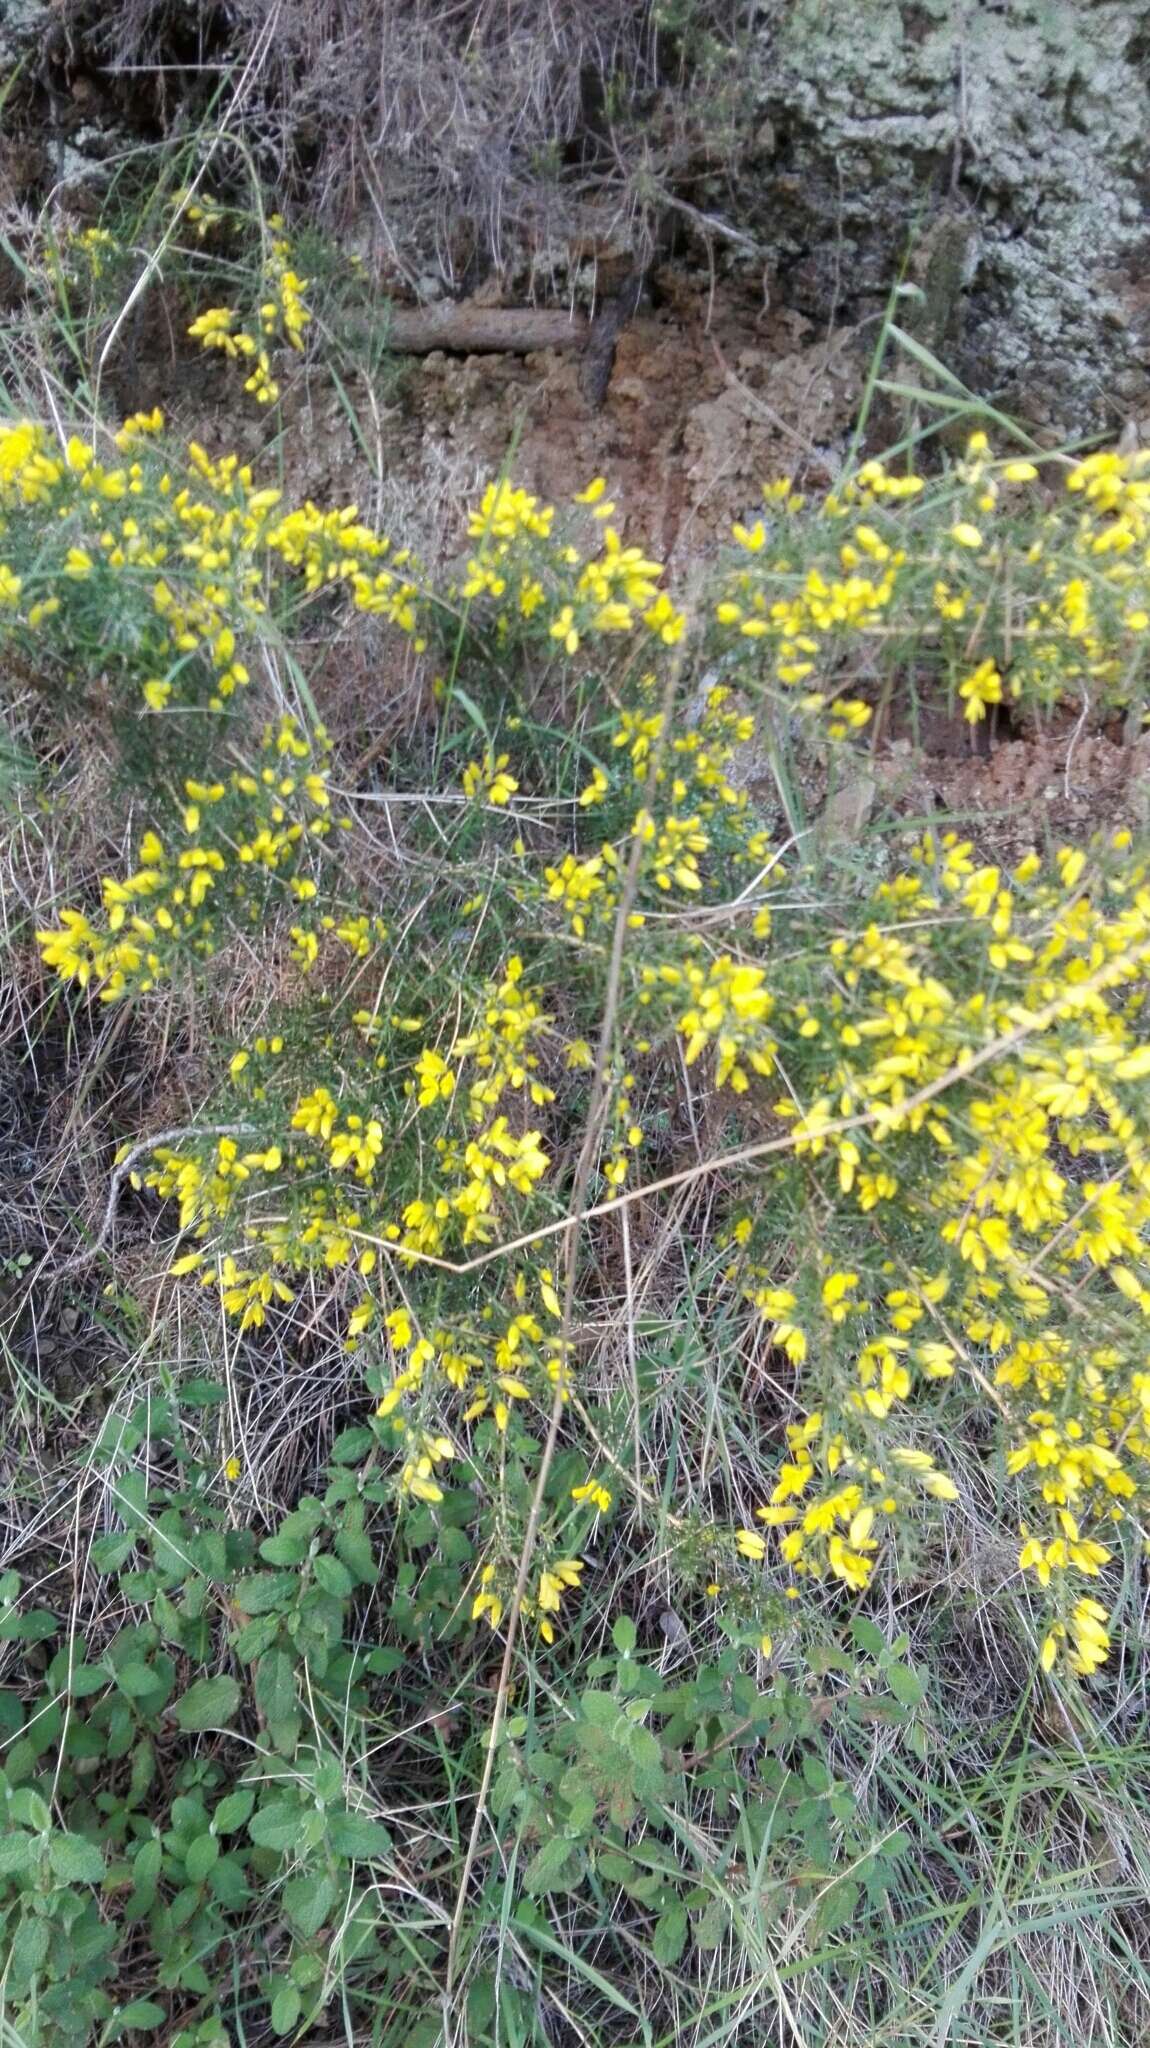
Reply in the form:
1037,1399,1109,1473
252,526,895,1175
233,1614,280,1662
270,1983,302,2035
126,1835,163,1917
849,1615,888,1659
234,1572,298,1614
330,1426,374,1463
9,1915,50,1981
112,1999,166,2032
564,1790,598,1835
805,1644,855,1677
468,1974,496,2031
312,1553,352,1598
173,1674,241,1732
436,1524,472,1565
210,1852,251,1910
115,1660,159,1698
327,1812,393,1859
0,1608,58,1642
249,1800,308,1853
653,1903,688,1966
68,1662,109,1698
179,1375,224,1406
334,1527,377,1585
814,1875,860,1937
314,1759,342,1802
0,1834,33,1874
48,1832,105,1885
185,1832,220,1883
612,1615,638,1656
213,1787,256,1834
694,1895,729,1949
887,1663,925,1706
580,1690,621,1727
284,1870,336,1936
524,1834,579,1894
112,1470,149,1528
255,1649,299,1755
260,1533,310,1567
364,1647,404,1676
260,1504,323,1568
10,1788,51,1831
907,1718,931,1760
91,1532,137,1573
625,1722,662,1770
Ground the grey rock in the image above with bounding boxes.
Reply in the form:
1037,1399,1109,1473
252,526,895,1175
739,0,1150,429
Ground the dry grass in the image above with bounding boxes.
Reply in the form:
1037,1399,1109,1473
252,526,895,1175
79,0,759,286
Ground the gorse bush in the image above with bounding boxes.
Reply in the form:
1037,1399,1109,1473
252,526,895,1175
715,435,1150,722
185,209,311,407
6,400,1150,2041
13,415,1150,1654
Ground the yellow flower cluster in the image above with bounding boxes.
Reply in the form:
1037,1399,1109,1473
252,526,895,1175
462,750,519,806
186,216,311,404
472,1555,583,1643
459,475,685,662
715,438,1150,718
0,419,423,717
542,678,776,943
37,716,336,998
720,826,1150,1675
649,955,775,1092
22,423,1150,1675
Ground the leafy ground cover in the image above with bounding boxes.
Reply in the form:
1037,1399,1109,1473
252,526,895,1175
2,184,1150,2048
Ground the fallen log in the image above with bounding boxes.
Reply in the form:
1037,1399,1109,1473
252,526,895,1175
386,305,589,355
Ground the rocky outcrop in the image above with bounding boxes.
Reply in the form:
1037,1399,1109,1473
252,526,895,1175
742,0,1150,432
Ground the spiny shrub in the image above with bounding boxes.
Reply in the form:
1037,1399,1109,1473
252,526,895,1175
9,417,1150,1689
9,395,1150,2040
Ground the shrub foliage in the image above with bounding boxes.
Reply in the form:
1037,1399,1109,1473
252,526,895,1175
5,380,1150,2039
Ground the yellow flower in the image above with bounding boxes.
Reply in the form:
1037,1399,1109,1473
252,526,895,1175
959,659,1003,722
463,752,519,805
578,766,610,807
469,1563,504,1630
549,605,580,655
572,1477,612,1514
414,1048,456,1107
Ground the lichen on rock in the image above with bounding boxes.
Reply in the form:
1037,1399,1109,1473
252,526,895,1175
743,0,1150,429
